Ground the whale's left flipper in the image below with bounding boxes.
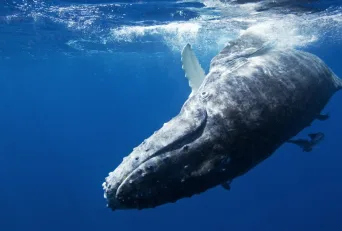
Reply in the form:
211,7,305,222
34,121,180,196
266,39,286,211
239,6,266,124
181,44,206,97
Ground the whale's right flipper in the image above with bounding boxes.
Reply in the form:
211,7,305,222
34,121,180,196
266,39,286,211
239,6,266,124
181,44,206,97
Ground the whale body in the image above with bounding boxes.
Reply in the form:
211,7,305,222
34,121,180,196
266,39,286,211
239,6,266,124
103,33,342,211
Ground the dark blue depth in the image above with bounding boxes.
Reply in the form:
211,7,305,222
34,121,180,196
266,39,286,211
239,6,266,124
0,1,342,231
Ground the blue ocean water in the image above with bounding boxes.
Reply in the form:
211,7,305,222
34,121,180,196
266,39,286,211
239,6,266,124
1,0,342,230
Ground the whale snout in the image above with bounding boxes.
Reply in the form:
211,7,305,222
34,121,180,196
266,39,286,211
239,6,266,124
103,151,193,210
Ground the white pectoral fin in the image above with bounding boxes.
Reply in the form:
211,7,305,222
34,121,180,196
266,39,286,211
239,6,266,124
181,44,206,96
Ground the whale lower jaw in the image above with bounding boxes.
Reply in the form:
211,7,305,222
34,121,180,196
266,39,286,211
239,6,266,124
103,153,171,210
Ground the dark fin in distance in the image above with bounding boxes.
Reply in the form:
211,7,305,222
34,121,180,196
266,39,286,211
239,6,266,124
316,113,329,121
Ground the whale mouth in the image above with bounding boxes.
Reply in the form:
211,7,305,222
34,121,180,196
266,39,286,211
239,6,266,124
103,144,175,210
106,139,232,211
104,141,190,210
104,137,206,210
116,154,170,209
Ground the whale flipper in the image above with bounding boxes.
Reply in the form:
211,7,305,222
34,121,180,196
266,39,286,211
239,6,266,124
181,44,206,97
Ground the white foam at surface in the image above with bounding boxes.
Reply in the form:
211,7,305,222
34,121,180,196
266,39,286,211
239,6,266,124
6,0,342,54
110,22,201,50
106,3,342,55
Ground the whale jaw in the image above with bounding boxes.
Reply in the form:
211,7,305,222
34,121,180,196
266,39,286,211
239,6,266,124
103,143,232,211
102,106,221,210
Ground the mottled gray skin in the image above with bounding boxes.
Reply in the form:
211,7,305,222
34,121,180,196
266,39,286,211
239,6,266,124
103,33,342,211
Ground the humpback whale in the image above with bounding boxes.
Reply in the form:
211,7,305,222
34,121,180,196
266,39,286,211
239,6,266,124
103,32,342,211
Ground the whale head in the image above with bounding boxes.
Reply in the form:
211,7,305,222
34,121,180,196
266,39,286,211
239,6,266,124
103,44,235,210
103,101,221,210
103,97,233,210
